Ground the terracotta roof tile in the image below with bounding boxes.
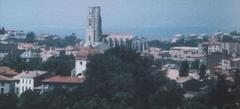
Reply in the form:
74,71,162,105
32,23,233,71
41,76,84,84
0,66,18,77
0,75,13,81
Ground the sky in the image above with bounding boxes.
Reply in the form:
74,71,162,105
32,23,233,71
0,0,240,39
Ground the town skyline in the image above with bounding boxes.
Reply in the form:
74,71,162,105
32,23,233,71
0,0,240,39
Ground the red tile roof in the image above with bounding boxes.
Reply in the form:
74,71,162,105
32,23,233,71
41,76,84,84
0,66,18,77
0,75,13,81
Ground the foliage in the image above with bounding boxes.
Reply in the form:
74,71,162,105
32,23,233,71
26,32,36,43
83,47,184,109
0,50,43,72
191,60,200,70
0,27,5,35
38,35,80,48
199,64,207,79
42,54,75,76
19,90,42,109
179,60,189,77
0,93,18,109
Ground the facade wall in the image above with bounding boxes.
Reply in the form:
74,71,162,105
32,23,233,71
85,7,102,46
15,78,34,95
73,59,87,77
0,81,14,94
169,47,205,62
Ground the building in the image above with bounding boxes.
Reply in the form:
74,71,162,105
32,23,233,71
103,33,148,52
20,50,38,62
0,75,15,94
71,47,99,78
221,42,240,55
85,6,102,46
169,47,205,62
41,76,84,93
13,71,48,95
0,66,18,78
83,6,148,53
170,34,184,43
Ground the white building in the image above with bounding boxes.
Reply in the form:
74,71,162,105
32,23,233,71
71,47,99,78
221,42,240,55
20,50,38,62
169,47,205,61
208,42,221,54
0,75,15,94
13,71,47,95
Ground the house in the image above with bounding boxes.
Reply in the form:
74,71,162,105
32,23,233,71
13,71,48,95
169,47,205,62
0,66,18,78
20,50,38,62
71,47,100,78
147,47,170,59
0,75,15,94
41,75,84,93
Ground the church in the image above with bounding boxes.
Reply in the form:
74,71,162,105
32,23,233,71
71,6,148,78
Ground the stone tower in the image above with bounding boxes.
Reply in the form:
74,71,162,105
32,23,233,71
85,6,102,46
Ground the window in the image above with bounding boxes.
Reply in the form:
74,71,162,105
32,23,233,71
80,61,82,65
88,19,92,26
1,88,4,94
16,88,19,94
22,87,24,92
29,80,31,84
1,82,4,86
22,79,24,83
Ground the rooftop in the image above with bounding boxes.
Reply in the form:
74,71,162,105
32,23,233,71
13,70,47,79
0,75,14,81
41,75,84,84
0,66,18,76
171,47,199,51
75,47,99,60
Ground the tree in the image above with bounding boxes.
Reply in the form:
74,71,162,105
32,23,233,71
199,64,207,79
42,54,75,76
149,81,184,109
26,32,36,43
179,60,189,77
19,90,42,109
0,50,26,72
84,47,184,109
191,60,200,70
0,93,18,109
40,88,75,109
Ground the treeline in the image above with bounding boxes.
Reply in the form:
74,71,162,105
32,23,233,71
0,51,75,76
1,47,240,109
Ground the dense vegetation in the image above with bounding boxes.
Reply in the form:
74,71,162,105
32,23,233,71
1,47,240,109
38,35,81,48
0,50,74,75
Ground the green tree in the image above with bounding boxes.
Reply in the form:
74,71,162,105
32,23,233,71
42,54,75,76
84,47,184,109
179,60,189,77
0,93,18,109
199,64,207,79
19,90,42,109
26,32,36,43
191,60,200,70
40,88,75,109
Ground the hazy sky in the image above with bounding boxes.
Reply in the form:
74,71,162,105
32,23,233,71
0,0,240,38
